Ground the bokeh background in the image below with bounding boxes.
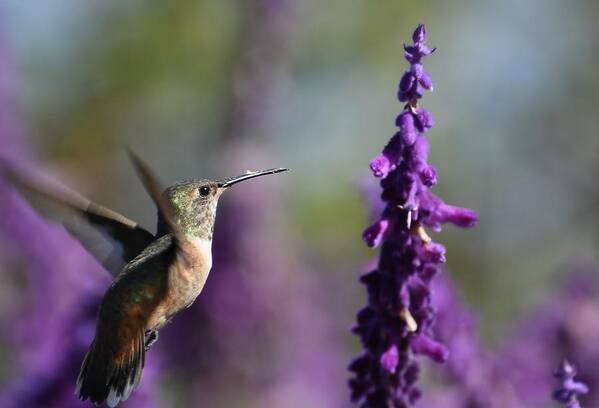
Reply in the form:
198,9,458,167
1,1,598,407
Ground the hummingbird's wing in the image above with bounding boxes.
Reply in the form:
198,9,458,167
127,151,192,267
78,233,175,406
1,162,155,275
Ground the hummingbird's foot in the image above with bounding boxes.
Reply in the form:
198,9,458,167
144,330,159,351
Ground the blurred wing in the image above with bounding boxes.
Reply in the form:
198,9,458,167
1,161,155,275
128,151,191,267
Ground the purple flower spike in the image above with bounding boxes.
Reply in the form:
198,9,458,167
418,70,434,91
553,360,589,408
350,24,477,407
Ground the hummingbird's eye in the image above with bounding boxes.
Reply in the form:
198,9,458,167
199,186,211,197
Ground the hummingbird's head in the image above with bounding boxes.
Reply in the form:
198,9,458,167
161,168,287,240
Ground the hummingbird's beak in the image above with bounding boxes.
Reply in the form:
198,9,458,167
218,168,288,188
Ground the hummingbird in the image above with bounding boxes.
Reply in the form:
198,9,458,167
2,152,288,407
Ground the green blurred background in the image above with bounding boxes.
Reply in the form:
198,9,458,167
2,0,599,404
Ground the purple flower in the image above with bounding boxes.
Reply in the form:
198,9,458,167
363,218,390,248
0,172,163,405
419,274,528,408
395,111,418,145
370,154,394,178
554,360,589,408
420,190,478,231
498,266,599,406
380,345,399,374
410,334,449,363
349,24,477,407
0,38,161,408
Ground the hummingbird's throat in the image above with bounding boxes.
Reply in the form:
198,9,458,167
156,200,217,240
180,199,218,240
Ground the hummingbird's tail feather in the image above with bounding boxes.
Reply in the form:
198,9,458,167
76,329,146,407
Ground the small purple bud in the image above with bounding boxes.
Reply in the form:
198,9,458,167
553,360,589,407
423,45,435,56
396,112,418,146
403,47,417,64
411,63,423,79
398,71,417,102
380,344,399,374
408,278,430,309
569,382,590,395
410,334,449,363
420,165,437,187
403,44,435,64
418,69,433,90
422,242,446,263
370,154,392,178
412,24,427,44
420,265,438,282
363,218,390,248
399,71,416,93
414,108,435,132
413,84,425,100
411,64,433,91
435,204,478,229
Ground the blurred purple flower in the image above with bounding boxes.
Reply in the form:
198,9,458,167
553,360,588,408
223,0,295,141
424,265,599,408
419,274,526,408
349,24,477,407
0,35,161,408
499,266,599,407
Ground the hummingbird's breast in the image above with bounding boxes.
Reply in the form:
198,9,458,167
146,237,213,330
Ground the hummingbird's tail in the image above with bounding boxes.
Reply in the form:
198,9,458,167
76,329,146,407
